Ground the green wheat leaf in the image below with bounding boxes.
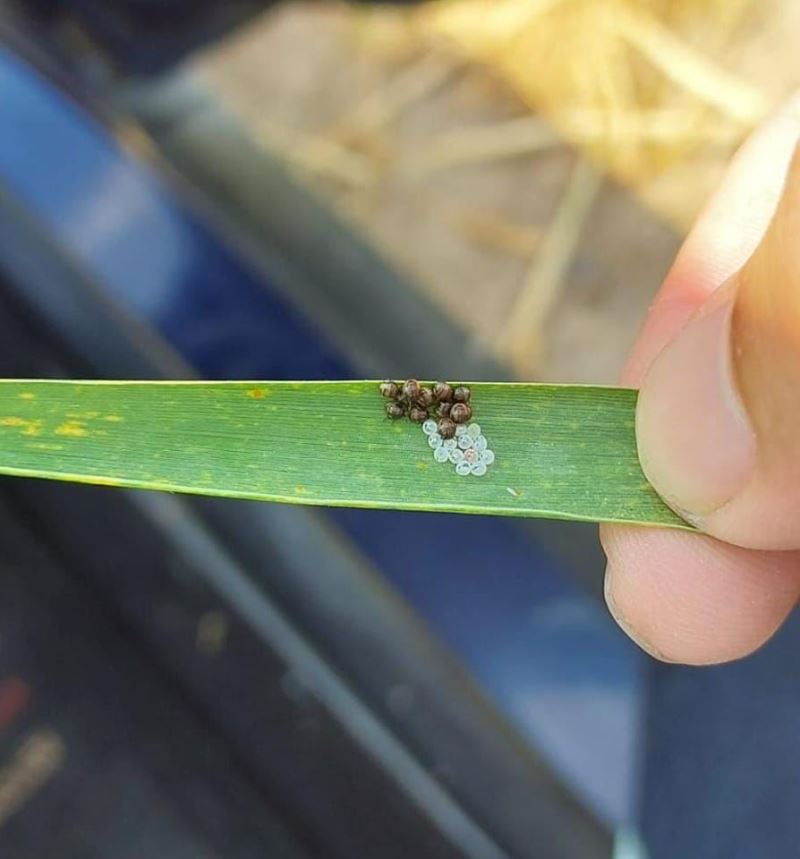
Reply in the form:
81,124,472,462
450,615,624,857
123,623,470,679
0,380,689,528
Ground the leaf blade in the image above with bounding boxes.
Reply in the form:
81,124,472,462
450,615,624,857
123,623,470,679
0,380,689,528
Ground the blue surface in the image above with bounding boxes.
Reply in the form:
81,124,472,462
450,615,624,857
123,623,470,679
642,614,800,859
0,47,642,826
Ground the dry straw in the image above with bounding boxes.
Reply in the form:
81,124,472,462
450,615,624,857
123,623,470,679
356,0,783,229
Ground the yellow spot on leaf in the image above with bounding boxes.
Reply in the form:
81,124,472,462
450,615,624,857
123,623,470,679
29,443,64,451
294,485,309,495
55,421,88,438
246,388,266,399
104,415,124,423
18,392,35,400
1,417,43,436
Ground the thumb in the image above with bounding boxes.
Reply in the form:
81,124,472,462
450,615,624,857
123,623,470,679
637,144,800,550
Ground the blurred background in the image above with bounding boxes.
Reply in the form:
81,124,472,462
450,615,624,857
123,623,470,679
1,1,800,857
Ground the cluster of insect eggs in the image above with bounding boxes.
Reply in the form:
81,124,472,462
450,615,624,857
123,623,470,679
380,379,472,439
423,420,495,477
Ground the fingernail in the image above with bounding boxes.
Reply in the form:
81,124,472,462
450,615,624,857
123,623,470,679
604,566,670,661
636,280,756,519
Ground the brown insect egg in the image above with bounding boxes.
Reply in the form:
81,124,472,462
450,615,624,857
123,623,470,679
416,387,434,408
380,380,400,399
450,402,472,424
436,401,452,419
408,405,429,423
386,402,405,420
403,378,421,401
432,381,453,403
453,385,471,403
438,418,456,439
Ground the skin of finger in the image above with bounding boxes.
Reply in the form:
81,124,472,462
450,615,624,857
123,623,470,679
694,146,800,548
601,94,800,663
602,527,800,666
623,93,800,388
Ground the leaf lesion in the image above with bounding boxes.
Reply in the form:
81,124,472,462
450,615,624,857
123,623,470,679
54,421,89,438
1,416,43,437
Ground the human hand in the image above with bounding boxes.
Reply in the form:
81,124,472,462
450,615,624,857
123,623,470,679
601,96,800,665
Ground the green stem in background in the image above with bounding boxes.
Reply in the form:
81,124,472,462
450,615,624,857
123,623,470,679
0,380,689,528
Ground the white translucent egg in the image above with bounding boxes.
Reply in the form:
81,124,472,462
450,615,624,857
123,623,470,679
449,448,464,464
434,446,450,463
455,461,471,476
480,449,495,465
458,435,473,450
474,435,487,452
470,462,488,477
443,439,458,452
428,433,443,449
422,419,438,436
455,424,468,437
467,423,481,439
